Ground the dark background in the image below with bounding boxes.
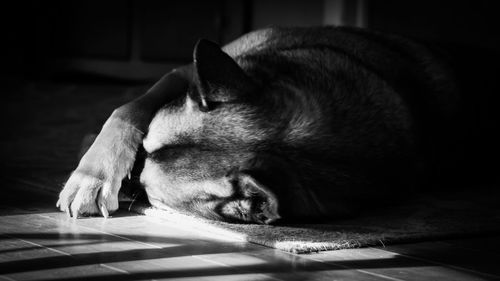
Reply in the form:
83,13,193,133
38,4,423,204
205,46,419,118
0,0,499,194
3,0,499,81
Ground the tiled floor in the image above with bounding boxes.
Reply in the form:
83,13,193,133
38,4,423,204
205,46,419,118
1,184,498,281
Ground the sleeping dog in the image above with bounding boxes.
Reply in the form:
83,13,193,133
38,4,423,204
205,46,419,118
57,26,459,224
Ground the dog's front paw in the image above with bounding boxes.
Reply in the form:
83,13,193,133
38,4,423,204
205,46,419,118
56,171,119,218
56,116,143,218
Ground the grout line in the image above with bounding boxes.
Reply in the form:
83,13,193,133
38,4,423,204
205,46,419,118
191,255,285,281
191,255,232,268
369,247,500,280
353,270,406,281
36,214,163,249
296,252,406,281
0,233,71,257
256,275,286,281
99,263,131,275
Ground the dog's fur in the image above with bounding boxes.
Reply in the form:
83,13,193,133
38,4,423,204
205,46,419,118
58,26,459,224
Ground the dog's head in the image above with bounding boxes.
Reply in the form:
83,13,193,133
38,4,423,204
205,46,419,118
141,40,309,224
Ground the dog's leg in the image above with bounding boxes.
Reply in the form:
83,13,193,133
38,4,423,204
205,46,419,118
57,66,192,218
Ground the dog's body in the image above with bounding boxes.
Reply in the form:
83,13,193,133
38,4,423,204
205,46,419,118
58,27,459,224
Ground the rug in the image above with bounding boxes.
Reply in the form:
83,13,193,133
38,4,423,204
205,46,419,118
122,189,500,254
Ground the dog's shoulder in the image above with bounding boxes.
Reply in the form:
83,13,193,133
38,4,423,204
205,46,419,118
223,26,453,84
224,26,458,129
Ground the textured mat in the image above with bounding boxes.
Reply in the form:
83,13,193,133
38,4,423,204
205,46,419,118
124,190,500,254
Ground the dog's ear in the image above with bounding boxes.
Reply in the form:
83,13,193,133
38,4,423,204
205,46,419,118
193,39,256,110
225,171,280,224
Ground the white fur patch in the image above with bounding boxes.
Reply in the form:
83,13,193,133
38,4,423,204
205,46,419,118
143,95,204,153
140,158,234,207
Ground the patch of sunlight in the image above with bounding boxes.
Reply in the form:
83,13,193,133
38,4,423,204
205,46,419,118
193,253,268,267
102,253,268,274
143,207,248,242
171,273,274,281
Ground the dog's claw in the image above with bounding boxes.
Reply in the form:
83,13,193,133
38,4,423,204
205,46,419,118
70,208,78,219
100,203,109,218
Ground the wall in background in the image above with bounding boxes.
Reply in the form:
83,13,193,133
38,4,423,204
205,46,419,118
366,0,499,52
2,0,246,81
1,0,498,81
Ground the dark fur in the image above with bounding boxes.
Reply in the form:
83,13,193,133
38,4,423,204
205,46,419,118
137,26,459,224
